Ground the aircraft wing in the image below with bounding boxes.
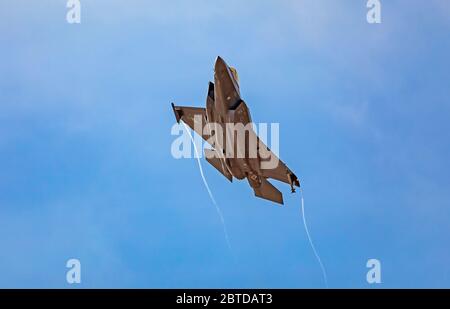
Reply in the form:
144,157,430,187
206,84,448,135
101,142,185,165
257,136,300,190
171,103,210,141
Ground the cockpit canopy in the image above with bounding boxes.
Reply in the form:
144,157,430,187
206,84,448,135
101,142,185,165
229,67,239,85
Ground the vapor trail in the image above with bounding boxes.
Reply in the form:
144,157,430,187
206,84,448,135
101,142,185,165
182,122,233,253
299,188,328,288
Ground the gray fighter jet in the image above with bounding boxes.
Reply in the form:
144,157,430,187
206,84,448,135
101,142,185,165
172,56,300,205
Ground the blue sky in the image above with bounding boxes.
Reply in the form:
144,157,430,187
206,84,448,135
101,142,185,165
1,0,450,288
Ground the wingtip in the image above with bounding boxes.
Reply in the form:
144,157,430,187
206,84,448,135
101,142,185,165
292,174,300,187
171,102,181,124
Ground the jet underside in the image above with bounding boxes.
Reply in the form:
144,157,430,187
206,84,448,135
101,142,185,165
172,57,299,205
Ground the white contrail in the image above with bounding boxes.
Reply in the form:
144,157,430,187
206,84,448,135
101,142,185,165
182,122,233,253
299,187,329,288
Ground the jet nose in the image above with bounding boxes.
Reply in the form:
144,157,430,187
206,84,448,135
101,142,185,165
215,56,228,73
215,56,225,64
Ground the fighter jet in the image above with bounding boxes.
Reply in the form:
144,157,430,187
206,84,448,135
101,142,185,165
172,56,300,205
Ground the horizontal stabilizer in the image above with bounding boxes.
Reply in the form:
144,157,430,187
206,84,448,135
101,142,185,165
204,149,233,182
253,177,284,205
